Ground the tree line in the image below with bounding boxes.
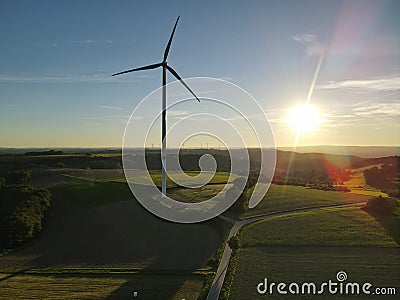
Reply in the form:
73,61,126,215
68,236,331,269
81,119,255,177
364,163,399,197
0,169,51,251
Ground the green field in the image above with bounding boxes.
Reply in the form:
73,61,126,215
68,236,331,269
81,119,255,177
241,184,370,218
49,171,232,205
225,206,400,299
242,207,397,247
169,184,229,203
1,151,398,299
60,168,125,182
0,271,209,299
120,171,233,188
229,247,400,299
343,165,388,197
0,179,225,271
49,181,132,207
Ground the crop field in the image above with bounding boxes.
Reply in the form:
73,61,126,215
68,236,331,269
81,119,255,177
120,171,234,188
241,184,370,218
0,271,208,300
226,206,400,299
241,207,397,247
229,246,400,299
169,184,229,203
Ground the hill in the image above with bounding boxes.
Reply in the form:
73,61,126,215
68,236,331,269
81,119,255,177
278,145,399,158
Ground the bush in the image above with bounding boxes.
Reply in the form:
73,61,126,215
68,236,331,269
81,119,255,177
0,177,5,187
365,196,398,215
6,169,32,184
228,236,240,250
386,190,400,199
335,185,350,192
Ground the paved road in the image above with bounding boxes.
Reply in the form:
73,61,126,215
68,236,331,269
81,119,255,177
206,201,367,300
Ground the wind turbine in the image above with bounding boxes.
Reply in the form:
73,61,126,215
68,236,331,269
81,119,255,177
112,16,200,197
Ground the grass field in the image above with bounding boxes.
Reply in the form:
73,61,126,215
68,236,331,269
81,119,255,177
241,184,370,219
169,184,229,203
1,155,397,299
49,181,132,207
225,206,400,299
60,168,125,182
0,271,208,299
229,246,400,299
343,165,388,197
242,207,397,247
91,153,122,157
54,169,232,204
0,181,224,271
120,171,233,188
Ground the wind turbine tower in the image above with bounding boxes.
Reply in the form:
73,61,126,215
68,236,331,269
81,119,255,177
112,16,200,196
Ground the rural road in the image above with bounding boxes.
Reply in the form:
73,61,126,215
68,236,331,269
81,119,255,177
206,201,367,300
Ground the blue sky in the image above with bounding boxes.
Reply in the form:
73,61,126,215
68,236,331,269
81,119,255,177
0,0,399,147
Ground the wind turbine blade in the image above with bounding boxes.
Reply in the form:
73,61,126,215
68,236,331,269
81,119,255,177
163,16,180,62
112,62,162,76
167,65,200,102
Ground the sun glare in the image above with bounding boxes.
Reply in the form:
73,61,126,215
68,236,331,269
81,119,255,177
286,103,321,133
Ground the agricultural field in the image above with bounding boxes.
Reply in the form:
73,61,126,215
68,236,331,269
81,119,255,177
0,180,224,270
240,184,370,219
169,184,228,203
49,181,132,207
0,271,209,299
228,246,399,299
342,165,388,197
120,171,233,189
241,207,397,247
0,165,229,299
226,206,400,299
1,150,398,299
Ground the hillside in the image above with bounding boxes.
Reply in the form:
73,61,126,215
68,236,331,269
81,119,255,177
278,145,399,158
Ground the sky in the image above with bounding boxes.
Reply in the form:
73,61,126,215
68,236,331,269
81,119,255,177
0,0,399,148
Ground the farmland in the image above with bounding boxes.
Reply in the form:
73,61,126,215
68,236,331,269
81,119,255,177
240,184,370,218
226,206,400,299
0,270,209,300
342,165,388,197
228,246,399,299
241,207,397,247
0,149,398,299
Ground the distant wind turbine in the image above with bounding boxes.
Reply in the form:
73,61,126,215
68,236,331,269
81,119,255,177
112,16,200,196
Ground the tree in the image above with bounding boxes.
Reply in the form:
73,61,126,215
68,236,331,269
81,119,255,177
0,185,51,248
365,196,398,215
226,186,247,215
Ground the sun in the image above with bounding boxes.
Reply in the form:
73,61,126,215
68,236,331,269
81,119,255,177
286,103,321,133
